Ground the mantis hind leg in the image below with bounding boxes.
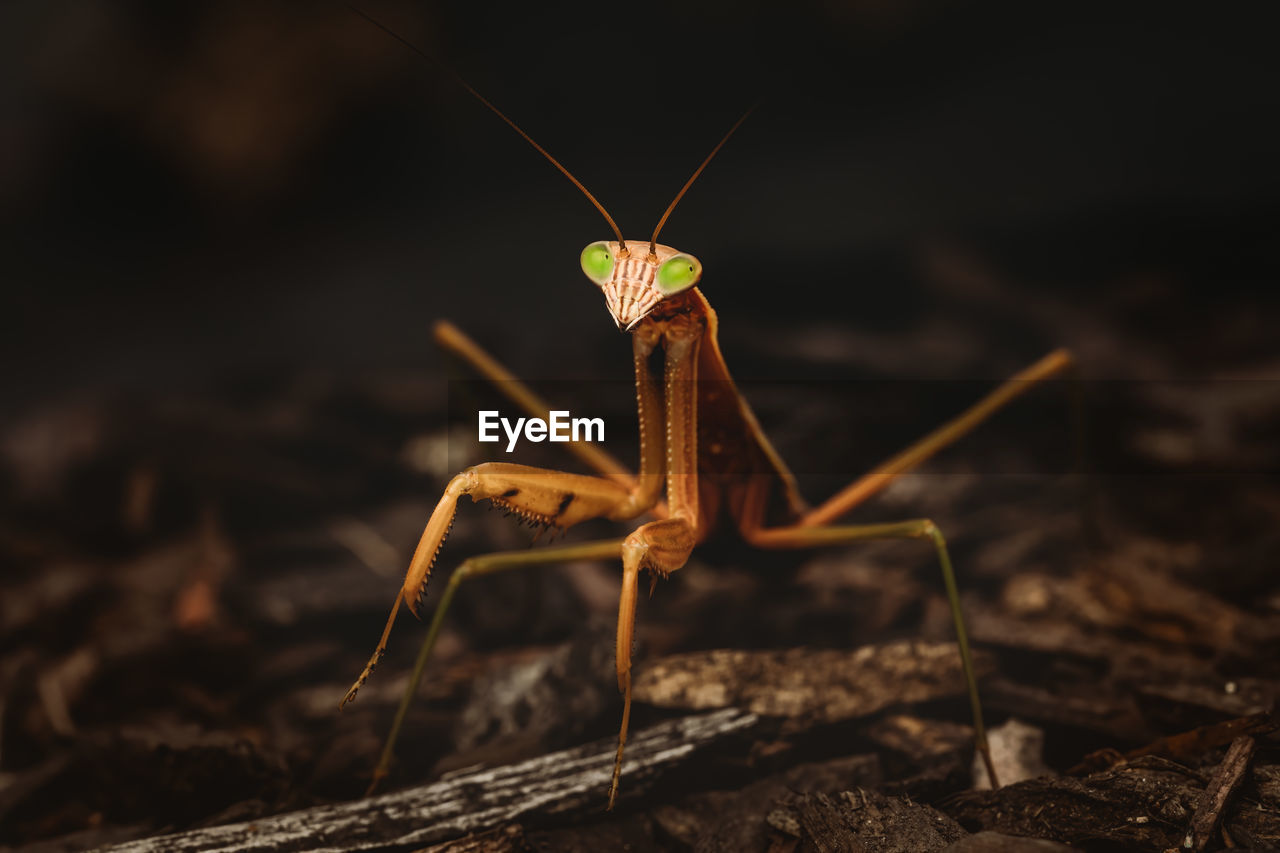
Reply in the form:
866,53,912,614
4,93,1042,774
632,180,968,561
731,351,1080,788
799,349,1075,527
359,538,624,796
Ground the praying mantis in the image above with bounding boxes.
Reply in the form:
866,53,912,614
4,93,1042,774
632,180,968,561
339,10,1074,810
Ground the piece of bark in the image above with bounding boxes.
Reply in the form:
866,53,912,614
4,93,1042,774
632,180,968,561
1067,710,1276,775
945,756,1280,850
868,715,974,796
995,549,1280,657
966,600,1210,678
99,709,759,853
450,619,616,754
0,725,289,841
420,824,529,853
1082,550,1280,654
946,761,1196,850
940,832,1080,852
1134,678,1278,720
633,641,993,727
868,715,973,763
643,753,883,852
1181,735,1256,853
765,789,967,853
525,815,660,853
981,677,1152,743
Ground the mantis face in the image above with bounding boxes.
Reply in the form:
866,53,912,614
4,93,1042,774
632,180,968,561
580,239,703,331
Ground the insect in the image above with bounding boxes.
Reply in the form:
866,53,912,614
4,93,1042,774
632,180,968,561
340,10,1073,809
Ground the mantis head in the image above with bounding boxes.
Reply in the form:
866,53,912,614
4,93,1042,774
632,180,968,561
580,239,702,331
347,7,752,338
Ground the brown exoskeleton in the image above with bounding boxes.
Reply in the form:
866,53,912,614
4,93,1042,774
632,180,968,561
341,10,1073,809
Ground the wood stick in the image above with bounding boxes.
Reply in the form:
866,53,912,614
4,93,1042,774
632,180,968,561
1182,735,1256,853
102,709,760,853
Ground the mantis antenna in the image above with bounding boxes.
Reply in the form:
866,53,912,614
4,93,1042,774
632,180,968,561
348,6,628,251
648,103,759,259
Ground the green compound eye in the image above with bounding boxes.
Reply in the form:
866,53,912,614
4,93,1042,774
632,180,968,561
580,241,615,285
656,254,701,294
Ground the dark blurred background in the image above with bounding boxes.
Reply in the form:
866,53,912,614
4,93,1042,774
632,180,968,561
4,0,1276,410
3,1,1280,849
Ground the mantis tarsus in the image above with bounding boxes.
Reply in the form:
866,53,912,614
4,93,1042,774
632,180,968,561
340,9,1074,809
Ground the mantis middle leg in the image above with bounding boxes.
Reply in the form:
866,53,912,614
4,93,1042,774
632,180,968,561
737,348,1076,787
354,537,625,795
745,518,998,785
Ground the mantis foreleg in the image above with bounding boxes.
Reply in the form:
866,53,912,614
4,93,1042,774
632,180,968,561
344,327,678,800
343,329,671,708
340,462,659,708
610,312,704,808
